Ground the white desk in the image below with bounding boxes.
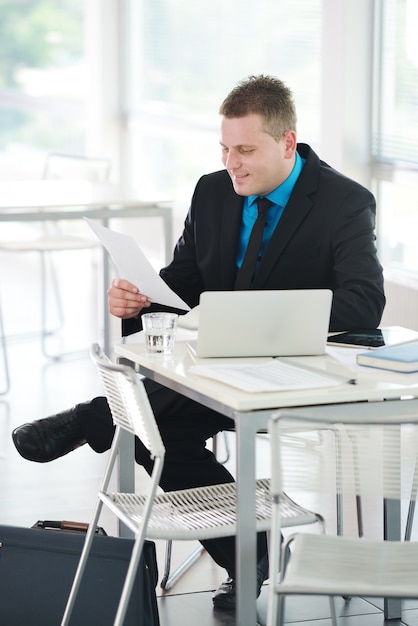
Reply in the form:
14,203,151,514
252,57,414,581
0,180,173,355
115,334,418,625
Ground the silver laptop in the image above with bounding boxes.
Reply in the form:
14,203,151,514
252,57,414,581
185,289,332,358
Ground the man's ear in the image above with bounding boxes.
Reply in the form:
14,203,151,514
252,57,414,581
283,130,297,156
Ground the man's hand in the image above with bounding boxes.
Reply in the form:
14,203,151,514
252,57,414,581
108,278,151,319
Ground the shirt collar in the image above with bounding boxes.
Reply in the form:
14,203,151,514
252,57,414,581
248,150,304,209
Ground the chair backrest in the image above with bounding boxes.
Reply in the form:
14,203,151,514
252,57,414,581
43,153,111,183
269,411,418,504
90,343,165,461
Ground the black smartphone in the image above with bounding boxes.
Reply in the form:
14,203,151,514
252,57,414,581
327,326,418,349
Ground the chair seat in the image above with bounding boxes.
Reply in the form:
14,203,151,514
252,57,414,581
278,532,418,598
102,478,319,541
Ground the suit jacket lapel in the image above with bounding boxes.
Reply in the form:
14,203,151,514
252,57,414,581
220,192,243,289
252,143,320,288
253,182,314,288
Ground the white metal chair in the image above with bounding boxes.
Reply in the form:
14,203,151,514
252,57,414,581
267,409,418,626
405,454,418,540
160,425,365,591
0,153,111,360
61,344,324,626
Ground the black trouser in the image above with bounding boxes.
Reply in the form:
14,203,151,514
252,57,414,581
77,379,268,576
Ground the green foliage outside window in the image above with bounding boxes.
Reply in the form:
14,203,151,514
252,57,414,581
0,0,83,88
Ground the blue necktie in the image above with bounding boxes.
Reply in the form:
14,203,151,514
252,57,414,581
234,197,272,289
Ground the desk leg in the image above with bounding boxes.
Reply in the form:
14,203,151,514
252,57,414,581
117,428,135,539
383,420,402,619
236,418,258,626
383,497,402,618
102,245,111,357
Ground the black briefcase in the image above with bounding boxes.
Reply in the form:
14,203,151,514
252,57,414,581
0,523,160,626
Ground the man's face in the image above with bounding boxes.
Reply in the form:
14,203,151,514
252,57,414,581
220,113,296,197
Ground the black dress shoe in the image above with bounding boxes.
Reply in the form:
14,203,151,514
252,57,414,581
212,553,269,610
11,407,87,463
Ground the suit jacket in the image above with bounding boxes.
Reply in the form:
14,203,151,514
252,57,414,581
123,143,385,336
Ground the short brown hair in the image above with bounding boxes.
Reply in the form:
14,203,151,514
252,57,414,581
219,75,297,139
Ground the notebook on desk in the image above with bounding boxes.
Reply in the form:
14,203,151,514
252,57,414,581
183,289,332,358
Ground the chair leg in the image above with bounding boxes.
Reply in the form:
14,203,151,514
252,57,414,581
62,432,122,625
0,299,10,394
272,535,292,626
405,500,416,541
351,435,364,538
335,426,362,603
113,532,150,626
329,596,339,626
355,494,364,537
335,426,344,536
61,496,105,625
160,540,205,591
277,595,285,626
40,250,93,360
40,251,66,359
335,426,364,538
405,454,418,540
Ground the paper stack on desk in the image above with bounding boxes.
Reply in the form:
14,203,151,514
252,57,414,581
190,359,352,393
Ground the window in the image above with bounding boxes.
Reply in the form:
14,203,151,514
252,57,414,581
123,0,322,211
0,0,86,178
372,0,418,274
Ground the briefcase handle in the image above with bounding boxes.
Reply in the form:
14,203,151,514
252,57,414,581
32,520,107,535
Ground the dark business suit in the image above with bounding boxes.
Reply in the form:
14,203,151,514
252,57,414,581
80,143,385,575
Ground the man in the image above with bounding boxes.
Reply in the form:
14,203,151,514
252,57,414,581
12,75,385,610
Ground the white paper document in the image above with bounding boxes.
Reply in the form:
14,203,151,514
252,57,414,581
85,218,190,311
190,359,350,393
